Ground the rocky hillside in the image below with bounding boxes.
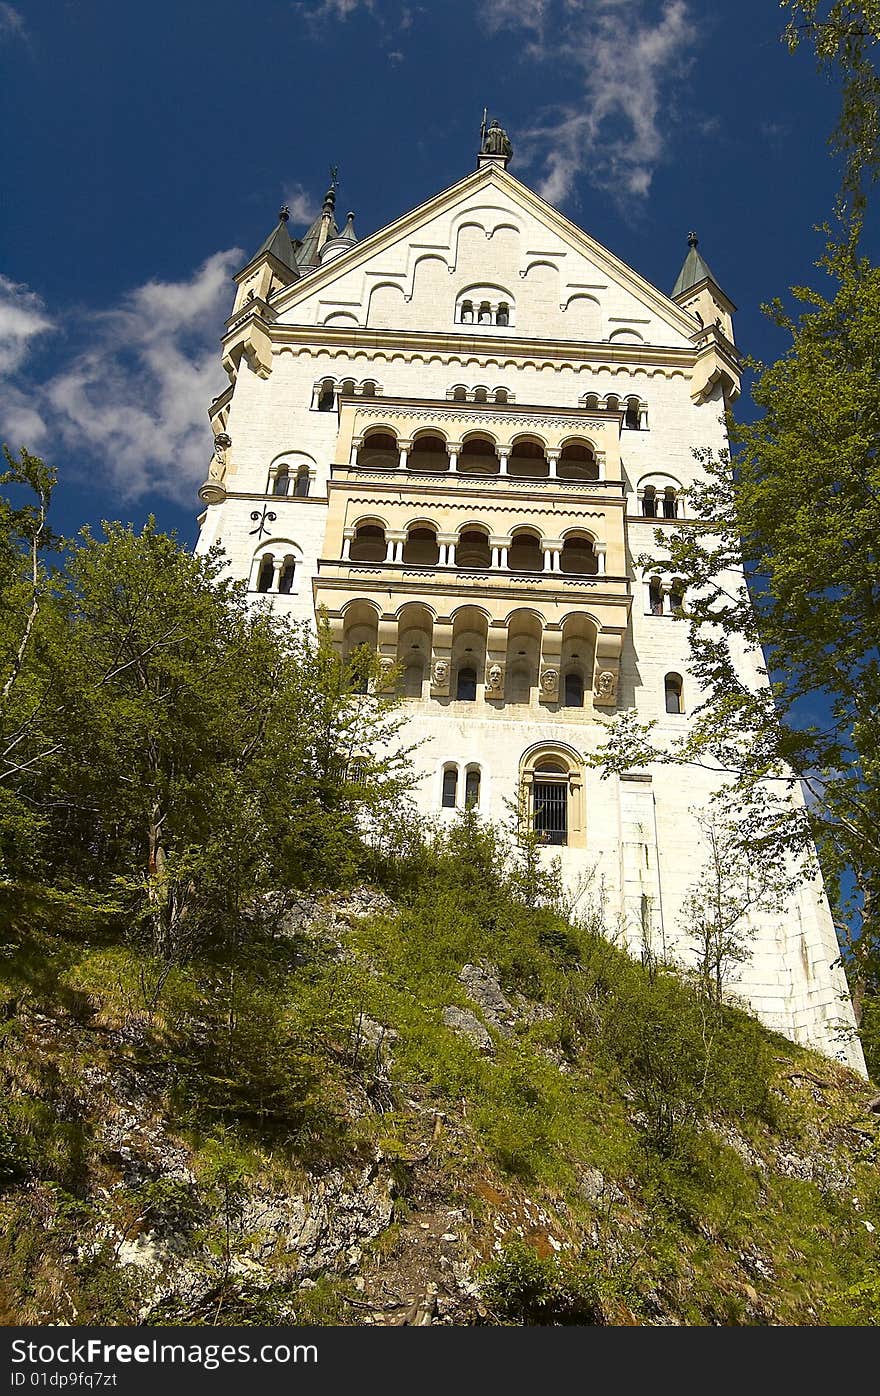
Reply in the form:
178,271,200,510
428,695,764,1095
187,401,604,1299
2,874,879,1327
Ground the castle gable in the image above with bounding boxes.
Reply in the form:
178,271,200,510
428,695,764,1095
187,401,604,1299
274,168,697,350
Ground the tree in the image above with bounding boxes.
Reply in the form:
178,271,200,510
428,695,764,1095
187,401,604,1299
782,1,880,214
588,245,880,1061
0,465,416,960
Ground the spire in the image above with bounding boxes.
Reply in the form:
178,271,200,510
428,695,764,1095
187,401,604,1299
246,206,299,276
296,171,340,269
339,210,357,244
671,230,719,299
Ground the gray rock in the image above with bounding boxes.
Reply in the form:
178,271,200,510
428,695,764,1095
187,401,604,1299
441,1005,493,1052
458,963,513,1031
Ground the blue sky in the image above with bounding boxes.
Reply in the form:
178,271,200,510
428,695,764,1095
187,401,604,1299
0,0,866,545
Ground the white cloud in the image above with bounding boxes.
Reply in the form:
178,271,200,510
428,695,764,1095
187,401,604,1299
281,182,318,226
486,0,695,205
0,251,242,504
0,4,27,44
0,275,53,376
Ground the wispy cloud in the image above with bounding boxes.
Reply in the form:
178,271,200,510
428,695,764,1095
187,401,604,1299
0,251,242,504
487,0,696,205
0,276,53,376
281,182,318,227
0,4,27,44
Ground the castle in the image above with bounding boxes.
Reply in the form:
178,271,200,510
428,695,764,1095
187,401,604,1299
195,124,864,1073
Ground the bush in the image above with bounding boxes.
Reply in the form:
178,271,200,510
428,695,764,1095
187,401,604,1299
480,1240,603,1325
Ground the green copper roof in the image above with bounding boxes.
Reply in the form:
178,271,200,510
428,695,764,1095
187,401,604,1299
296,186,339,269
251,209,299,276
671,232,719,298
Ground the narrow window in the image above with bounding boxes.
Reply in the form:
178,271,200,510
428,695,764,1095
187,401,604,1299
648,579,664,615
273,469,290,496
442,767,458,807
465,768,481,808
361,381,377,398
456,667,477,701
496,302,509,326
256,556,274,593
533,774,567,846
494,388,508,404
278,559,295,594
477,301,491,323
293,468,310,497
564,672,584,708
625,399,641,430
669,581,685,613
453,385,468,402
348,758,367,786
664,673,683,714
317,381,335,411
663,489,678,519
642,486,657,518
460,300,474,324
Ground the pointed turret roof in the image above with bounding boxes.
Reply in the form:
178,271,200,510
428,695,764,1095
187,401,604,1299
671,231,721,299
338,211,357,244
295,184,339,269
250,207,299,275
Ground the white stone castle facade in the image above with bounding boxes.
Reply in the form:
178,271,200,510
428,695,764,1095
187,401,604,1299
195,129,864,1072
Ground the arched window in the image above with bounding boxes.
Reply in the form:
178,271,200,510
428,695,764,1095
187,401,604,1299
442,766,458,807
456,666,477,701
559,535,597,575
356,431,398,469
473,386,488,404
349,523,387,563
521,745,585,849
456,529,491,568
360,380,377,398
452,385,468,402
508,529,543,572
340,378,355,398
606,394,620,416
558,441,599,482
458,435,498,473
564,671,584,708
664,673,684,714
408,433,449,472
494,387,508,404
402,526,439,566
317,380,336,412
532,758,568,845
460,300,474,324
496,302,510,327
508,438,548,478
582,393,600,411
464,767,481,808
669,580,685,613
293,467,310,497
648,578,664,615
642,486,657,518
477,301,492,324
663,488,678,519
624,398,642,430
278,556,296,594
256,555,274,593
273,468,290,496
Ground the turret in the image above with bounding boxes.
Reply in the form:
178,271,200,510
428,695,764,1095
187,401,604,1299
671,231,735,344
229,206,299,319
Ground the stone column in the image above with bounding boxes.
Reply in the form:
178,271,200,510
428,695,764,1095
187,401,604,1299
596,451,606,482
270,559,284,594
248,556,263,589
594,543,606,576
498,448,510,475
387,531,405,564
546,448,560,480
341,529,354,560
398,441,410,470
349,438,362,466
499,543,509,569
448,443,460,472
438,534,456,567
